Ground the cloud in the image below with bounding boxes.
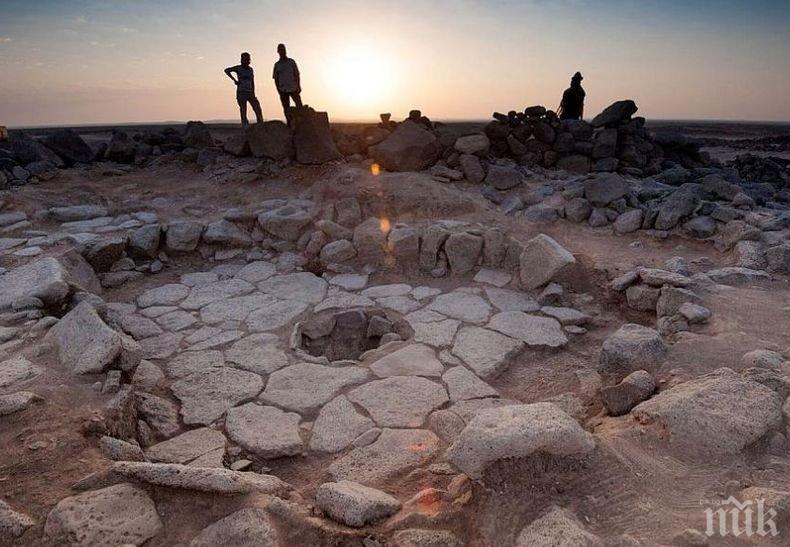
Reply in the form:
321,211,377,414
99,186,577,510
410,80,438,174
0,37,12,43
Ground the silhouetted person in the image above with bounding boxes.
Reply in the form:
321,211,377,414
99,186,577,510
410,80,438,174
225,52,263,128
558,72,586,121
273,43,302,123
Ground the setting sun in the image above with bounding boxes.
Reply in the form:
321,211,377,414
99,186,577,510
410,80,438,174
323,44,396,117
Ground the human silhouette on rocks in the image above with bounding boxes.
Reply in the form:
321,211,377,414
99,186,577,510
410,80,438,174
273,43,303,123
558,72,586,121
225,52,263,128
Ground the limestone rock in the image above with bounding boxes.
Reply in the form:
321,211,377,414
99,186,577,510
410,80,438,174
260,363,370,414
171,368,264,425
598,323,667,381
225,403,303,458
0,258,71,312
519,234,576,289
516,506,602,546
451,326,523,379
442,366,498,402
202,220,252,247
47,302,125,374
348,376,449,428
486,165,523,191
110,461,290,494
487,311,567,348
633,368,782,458
44,483,162,547
369,343,444,377
328,428,441,486
369,121,440,172
165,221,204,252
428,291,492,324
189,508,279,547
146,427,226,464
309,395,375,453
446,403,596,479
444,232,483,274
315,480,401,527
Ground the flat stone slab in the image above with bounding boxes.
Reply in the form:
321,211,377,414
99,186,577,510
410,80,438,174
442,366,499,402
140,332,184,359
428,291,492,324
234,261,277,283
137,284,190,307
260,363,370,414
0,391,41,416
180,272,219,287
164,350,224,379
0,357,41,389
328,428,441,486
145,427,227,464
225,403,303,458
347,376,448,428
188,330,244,351
246,299,308,331
473,268,512,287
47,302,124,374
44,483,162,546
376,295,421,314
540,306,590,326
451,326,523,379
114,313,163,339
309,395,375,453
189,507,279,547
329,273,369,291
313,291,374,313
412,319,461,348
369,343,444,378
484,287,541,312
179,279,256,310
361,284,413,298
171,368,264,425
487,311,568,348
225,333,289,375
110,462,290,495
155,310,198,331
258,272,328,303
315,480,401,528
200,293,276,324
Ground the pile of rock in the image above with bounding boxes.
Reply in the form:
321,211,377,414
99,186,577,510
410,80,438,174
730,153,790,189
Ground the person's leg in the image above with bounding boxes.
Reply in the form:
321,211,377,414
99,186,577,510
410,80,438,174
250,96,263,124
279,91,290,118
291,92,303,109
237,96,249,127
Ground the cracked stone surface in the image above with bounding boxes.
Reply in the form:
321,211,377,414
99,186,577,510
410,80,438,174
260,363,370,414
224,403,303,458
451,326,524,379
347,376,449,428
171,368,264,425
309,395,375,453
428,291,492,323
368,343,444,378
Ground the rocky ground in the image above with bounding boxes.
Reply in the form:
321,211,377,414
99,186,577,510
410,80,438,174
0,110,790,546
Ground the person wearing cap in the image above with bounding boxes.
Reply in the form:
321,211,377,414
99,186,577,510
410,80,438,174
558,72,586,121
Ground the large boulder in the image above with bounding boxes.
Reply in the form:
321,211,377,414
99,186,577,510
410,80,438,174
0,258,70,312
42,129,93,166
591,100,638,128
655,185,702,230
9,132,65,167
446,403,595,479
583,173,630,207
47,302,139,375
184,121,213,148
454,134,490,155
518,234,576,289
444,232,483,274
633,368,783,458
248,121,294,160
485,165,523,190
291,107,341,164
257,200,313,241
597,324,667,381
104,131,137,164
369,121,440,172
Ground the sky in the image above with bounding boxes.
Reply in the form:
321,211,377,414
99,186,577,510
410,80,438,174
0,0,789,127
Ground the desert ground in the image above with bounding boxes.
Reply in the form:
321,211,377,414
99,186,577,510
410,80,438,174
1,107,789,546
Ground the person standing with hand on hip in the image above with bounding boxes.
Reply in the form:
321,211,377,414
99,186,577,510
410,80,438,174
224,52,263,128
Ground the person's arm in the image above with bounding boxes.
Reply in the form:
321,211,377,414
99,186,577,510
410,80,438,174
273,64,279,91
224,66,238,85
294,60,301,92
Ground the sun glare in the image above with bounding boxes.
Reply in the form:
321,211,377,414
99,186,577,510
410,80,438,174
325,45,395,116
